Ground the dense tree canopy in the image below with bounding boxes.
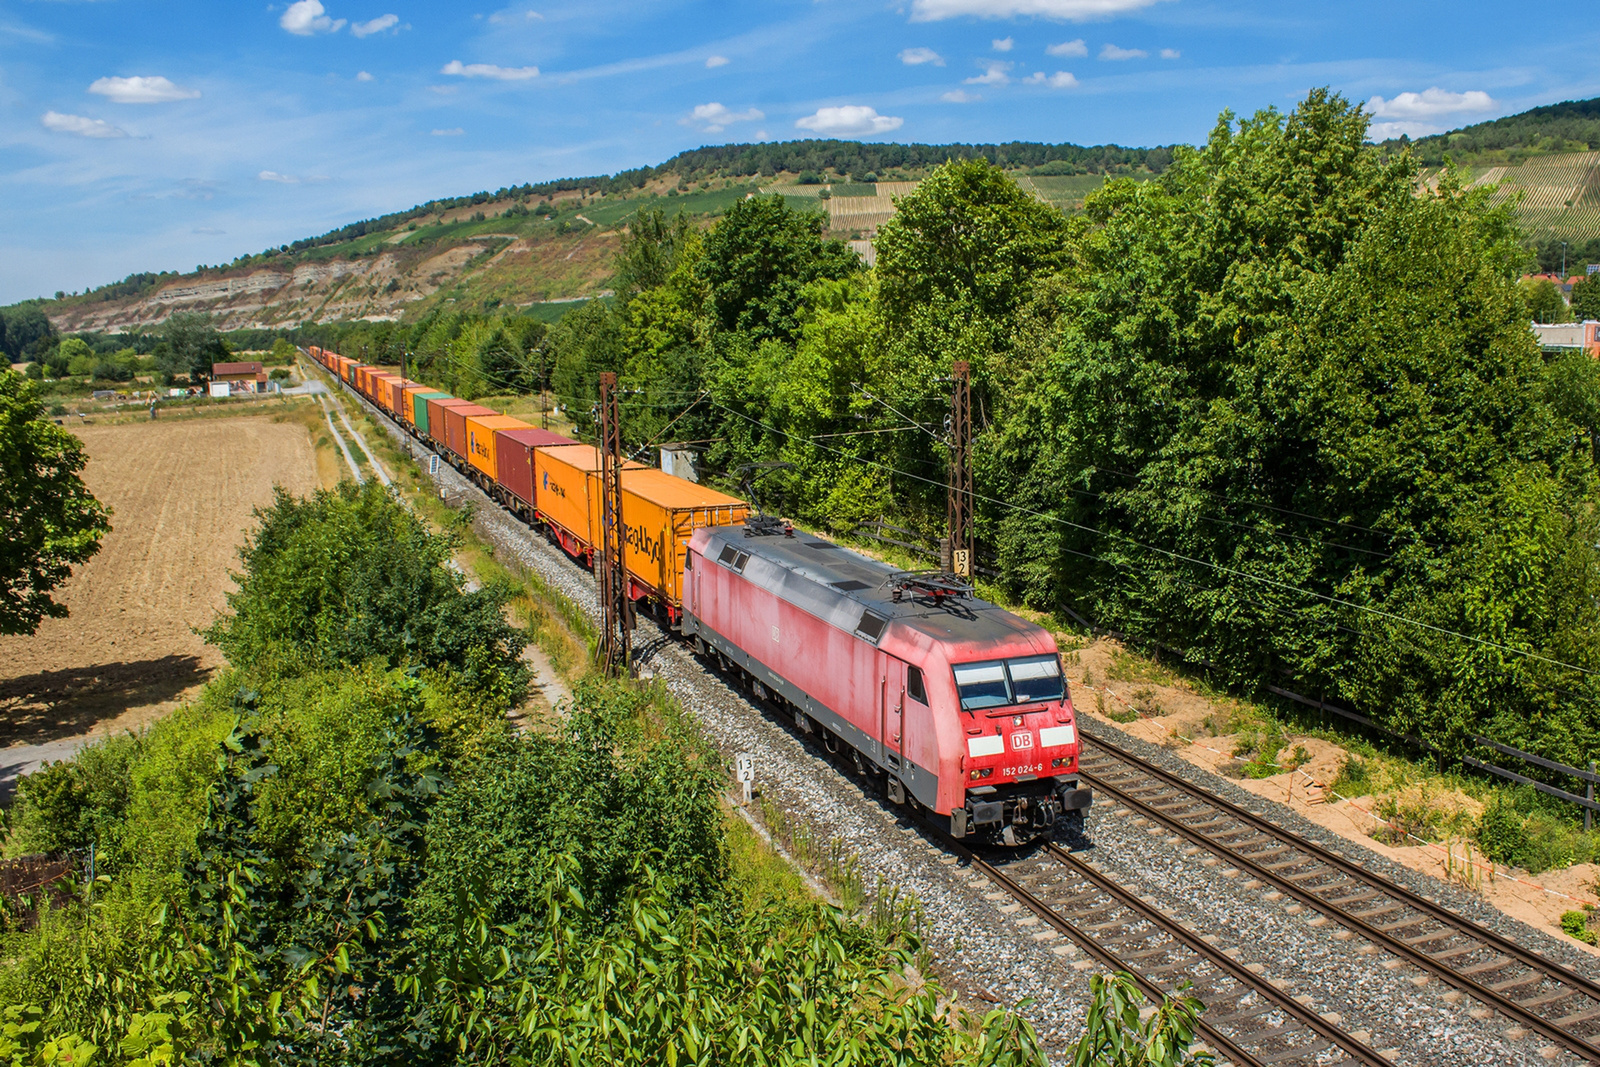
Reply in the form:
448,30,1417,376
205,481,529,705
0,371,110,635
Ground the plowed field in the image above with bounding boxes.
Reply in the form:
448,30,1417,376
0,415,317,748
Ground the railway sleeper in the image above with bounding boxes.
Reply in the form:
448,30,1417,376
1207,1002,1281,1027
1515,988,1585,1011
1487,972,1550,995
1347,902,1404,923
1457,954,1516,977
1257,1040,1334,1064
1323,890,1383,908
1553,1007,1600,1027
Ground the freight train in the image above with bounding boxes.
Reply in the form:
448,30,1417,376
306,346,1091,842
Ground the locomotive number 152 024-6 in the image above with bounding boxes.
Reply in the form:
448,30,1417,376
1000,762,1045,777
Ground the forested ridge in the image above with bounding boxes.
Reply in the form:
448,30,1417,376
1387,95,1600,166
319,90,1600,772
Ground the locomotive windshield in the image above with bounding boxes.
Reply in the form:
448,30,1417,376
953,655,1064,711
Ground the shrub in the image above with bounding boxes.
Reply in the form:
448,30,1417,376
1563,909,1597,945
1478,802,1528,865
204,482,528,706
1329,755,1371,797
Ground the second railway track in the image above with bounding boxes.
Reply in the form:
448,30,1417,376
1078,721,1600,1063
965,838,1390,1066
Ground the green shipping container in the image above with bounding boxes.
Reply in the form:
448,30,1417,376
412,392,451,435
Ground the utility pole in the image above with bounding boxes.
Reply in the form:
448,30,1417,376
1562,241,1569,279
597,372,633,675
946,360,974,580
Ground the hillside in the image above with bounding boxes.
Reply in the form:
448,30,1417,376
25,103,1600,337
33,137,1171,336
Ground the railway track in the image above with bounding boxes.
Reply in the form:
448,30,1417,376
961,839,1389,1066
1078,722,1600,1063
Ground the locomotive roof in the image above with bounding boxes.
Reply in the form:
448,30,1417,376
699,525,1045,650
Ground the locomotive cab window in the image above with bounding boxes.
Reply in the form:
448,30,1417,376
1008,654,1064,704
906,665,928,705
953,661,1010,710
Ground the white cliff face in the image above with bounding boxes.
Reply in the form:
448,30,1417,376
47,228,618,334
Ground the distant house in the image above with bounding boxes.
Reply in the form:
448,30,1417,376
1532,321,1600,357
212,360,268,393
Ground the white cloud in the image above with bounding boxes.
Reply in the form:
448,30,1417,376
754,129,768,139
1368,120,1445,141
942,89,981,102
351,13,399,37
910,0,1165,21
992,36,1013,51
965,60,1012,85
1367,87,1495,119
258,171,299,183
1023,70,1078,87
280,0,345,35
356,70,374,81
683,102,765,132
795,105,903,137
899,46,945,66
1046,38,1086,56
705,54,730,68
40,111,127,138
431,127,465,136
440,60,540,80
1099,43,1146,59
1159,47,1179,59
488,8,544,24
88,75,199,104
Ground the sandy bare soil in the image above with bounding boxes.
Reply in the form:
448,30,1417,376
0,415,317,749
1065,635,1600,955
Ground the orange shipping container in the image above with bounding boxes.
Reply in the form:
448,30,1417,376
401,385,433,427
605,469,747,607
373,374,401,412
463,414,533,481
532,444,643,556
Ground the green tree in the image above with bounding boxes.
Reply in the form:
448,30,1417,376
204,481,529,705
613,207,696,302
0,372,110,634
56,337,95,377
0,305,56,361
1571,273,1600,321
156,312,227,383
1521,277,1571,323
696,194,860,344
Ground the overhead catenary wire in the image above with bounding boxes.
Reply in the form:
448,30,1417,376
707,400,1600,681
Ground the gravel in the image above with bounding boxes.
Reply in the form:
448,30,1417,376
351,388,1589,1066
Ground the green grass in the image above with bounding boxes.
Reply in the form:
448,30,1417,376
828,183,877,198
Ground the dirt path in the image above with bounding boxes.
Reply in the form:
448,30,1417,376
0,415,318,760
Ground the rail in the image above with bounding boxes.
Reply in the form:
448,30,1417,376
1077,721,1600,1063
950,836,1388,1066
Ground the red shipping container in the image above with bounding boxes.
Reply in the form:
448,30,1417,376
424,397,474,448
495,427,580,510
442,404,497,460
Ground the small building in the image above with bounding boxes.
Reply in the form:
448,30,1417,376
212,360,268,393
1532,320,1600,357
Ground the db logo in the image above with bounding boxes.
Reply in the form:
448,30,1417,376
1011,732,1034,751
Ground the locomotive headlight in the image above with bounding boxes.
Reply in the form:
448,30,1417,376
969,768,994,780
1052,757,1071,768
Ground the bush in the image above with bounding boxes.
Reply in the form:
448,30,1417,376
204,482,529,705
1477,802,1528,865
1563,909,1597,945
268,367,290,381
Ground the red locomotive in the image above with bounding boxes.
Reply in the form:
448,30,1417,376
683,520,1091,844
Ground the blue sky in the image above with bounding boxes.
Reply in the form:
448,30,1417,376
2,0,1595,306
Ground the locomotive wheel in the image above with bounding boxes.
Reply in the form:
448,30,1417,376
823,730,841,755
693,636,707,657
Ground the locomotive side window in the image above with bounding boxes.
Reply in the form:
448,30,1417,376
718,544,738,565
1007,655,1064,704
953,661,1011,710
906,665,928,705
